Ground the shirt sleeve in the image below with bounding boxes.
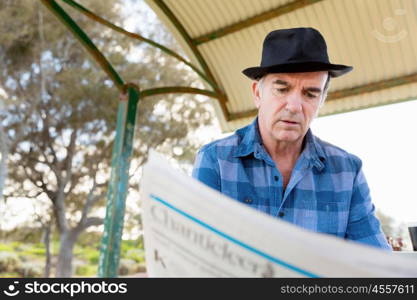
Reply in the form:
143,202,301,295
192,147,221,192
345,157,392,251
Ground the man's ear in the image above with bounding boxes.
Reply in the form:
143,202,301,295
252,81,261,109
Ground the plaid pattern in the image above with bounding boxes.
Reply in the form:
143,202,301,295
192,118,391,250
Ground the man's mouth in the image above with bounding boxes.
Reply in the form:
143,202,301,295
280,120,299,125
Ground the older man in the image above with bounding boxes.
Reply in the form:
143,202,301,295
192,27,391,250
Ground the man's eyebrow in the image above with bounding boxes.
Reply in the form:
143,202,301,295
304,87,322,93
272,79,323,93
272,79,289,86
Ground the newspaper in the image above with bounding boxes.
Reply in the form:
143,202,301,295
140,151,417,277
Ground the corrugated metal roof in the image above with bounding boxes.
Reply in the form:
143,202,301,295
167,0,294,38
147,0,417,132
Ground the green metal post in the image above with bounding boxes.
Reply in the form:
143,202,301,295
98,85,140,277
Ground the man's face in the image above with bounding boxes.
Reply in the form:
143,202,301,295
252,72,328,145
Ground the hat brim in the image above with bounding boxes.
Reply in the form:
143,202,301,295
242,62,353,80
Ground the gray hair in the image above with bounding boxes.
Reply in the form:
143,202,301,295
320,74,331,107
255,76,266,98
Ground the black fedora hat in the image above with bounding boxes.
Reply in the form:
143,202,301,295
242,27,352,79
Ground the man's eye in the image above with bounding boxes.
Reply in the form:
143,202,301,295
306,92,318,99
275,88,287,93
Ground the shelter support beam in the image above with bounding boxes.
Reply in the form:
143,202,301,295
140,86,219,98
193,0,324,45
99,85,140,278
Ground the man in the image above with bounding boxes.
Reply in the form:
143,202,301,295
192,27,391,250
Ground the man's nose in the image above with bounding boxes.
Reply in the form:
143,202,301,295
285,91,302,113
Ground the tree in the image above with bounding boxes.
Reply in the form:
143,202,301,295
1,0,214,277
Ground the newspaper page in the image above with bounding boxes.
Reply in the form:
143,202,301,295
140,151,417,277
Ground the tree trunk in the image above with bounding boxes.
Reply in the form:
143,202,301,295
0,128,9,201
42,223,52,277
55,231,77,277
0,153,7,201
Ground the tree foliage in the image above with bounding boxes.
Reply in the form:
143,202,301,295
0,0,215,276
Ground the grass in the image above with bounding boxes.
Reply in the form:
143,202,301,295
0,238,145,277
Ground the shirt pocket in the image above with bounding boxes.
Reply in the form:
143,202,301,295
316,201,348,237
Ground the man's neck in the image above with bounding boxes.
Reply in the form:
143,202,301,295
262,135,304,164
270,140,304,190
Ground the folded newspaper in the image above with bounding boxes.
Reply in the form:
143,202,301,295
140,151,417,277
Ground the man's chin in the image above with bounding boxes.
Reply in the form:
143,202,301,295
273,133,301,143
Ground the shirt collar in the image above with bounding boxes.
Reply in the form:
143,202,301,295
233,117,326,172
233,118,262,158
303,129,326,172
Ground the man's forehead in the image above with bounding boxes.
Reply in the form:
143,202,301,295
265,72,328,84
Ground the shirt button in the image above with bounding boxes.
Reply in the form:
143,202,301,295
274,176,279,181
278,212,285,217
244,198,252,204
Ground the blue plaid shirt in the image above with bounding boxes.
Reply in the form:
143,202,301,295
192,118,391,250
